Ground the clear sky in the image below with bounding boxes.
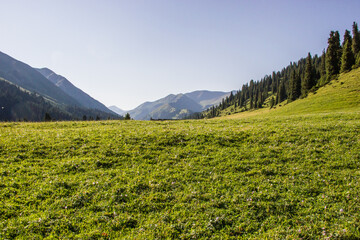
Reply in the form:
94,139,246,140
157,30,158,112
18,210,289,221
1,0,359,110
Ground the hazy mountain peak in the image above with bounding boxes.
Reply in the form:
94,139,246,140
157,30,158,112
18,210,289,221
108,106,128,116
128,90,231,120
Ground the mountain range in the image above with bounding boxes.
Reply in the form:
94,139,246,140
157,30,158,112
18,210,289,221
108,106,128,116
0,52,79,107
0,50,230,121
36,68,113,114
111,90,232,120
0,51,119,121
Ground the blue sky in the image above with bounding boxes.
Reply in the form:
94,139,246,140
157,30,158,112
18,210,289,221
1,0,359,110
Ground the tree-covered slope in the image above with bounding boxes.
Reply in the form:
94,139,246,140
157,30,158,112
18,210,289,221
222,67,360,119
0,78,73,121
201,22,360,119
272,68,360,115
0,78,121,121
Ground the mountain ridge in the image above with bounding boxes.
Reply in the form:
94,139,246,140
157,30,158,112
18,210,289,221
0,51,80,106
108,106,128,116
125,90,231,120
36,67,115,114
0,51,120,121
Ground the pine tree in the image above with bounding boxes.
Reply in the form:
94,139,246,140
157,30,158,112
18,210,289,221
277,80,286,104
288,70,295,101
44,112,52,121
271,72,277,93
288,69,301,101
335,31,342,63
124,113,131,120
320,49,326,77
352,22,360,68
340,34,355,73
302,53,314,96
352,22,360,56
254,89,258,109
343,30,352,47
326,31,341,81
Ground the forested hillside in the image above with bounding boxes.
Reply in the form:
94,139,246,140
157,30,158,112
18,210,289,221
0,79,121,121
201,22,360,118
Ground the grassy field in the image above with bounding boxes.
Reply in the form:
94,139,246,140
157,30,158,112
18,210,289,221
1,70,360,239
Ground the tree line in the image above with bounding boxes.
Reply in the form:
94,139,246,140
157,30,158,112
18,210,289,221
198,22,360,118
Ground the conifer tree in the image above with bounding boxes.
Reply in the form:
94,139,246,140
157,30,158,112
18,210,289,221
271,72,277,93
302,53,314,96
288,69,301,101
319,49,326,78
277,80,286,104
44,112,52,121
352,22,360,56
326,31,341,81
254,90,258,109
335,31,342,62
343,30,352,47
239,89,245,107
124,113,131,120
352,22,360,67
340,34,355,73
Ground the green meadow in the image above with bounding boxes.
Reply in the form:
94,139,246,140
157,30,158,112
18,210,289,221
1,70,360,239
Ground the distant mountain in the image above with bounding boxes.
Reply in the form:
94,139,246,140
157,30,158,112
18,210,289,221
185,90,232,109
0,51,80,106
0,51,120,121
36,68,114,114
129,90,231,120
108,106,128,116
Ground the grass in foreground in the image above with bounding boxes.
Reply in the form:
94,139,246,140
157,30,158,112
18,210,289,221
1,111,360,239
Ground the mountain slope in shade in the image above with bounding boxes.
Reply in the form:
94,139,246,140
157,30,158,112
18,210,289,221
36,68,114,114
0,78,120,121
128,91,230,120
108,106,128,116
0,51,80,106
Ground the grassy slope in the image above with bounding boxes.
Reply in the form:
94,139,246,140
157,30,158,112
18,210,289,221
0,69,359,239
223,67,360,119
